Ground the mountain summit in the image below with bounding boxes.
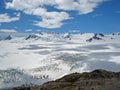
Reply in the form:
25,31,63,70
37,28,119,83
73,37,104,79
5,35,12,40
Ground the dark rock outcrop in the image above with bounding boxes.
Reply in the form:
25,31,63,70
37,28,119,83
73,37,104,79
11,69,120,90
5,35,12,40
64,33,71,40
112,32,120,35
25,35,40,40
98,33,104,37
86,33,103,42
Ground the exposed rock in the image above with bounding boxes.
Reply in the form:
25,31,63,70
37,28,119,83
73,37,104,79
86,38,93,42
98,33,104,37
92,33,102,40
11,69,120,90
112,32,120,35
86,33,103,42
64,32,71,40
39,32,43,35
25,34,40,40
5,35,12,40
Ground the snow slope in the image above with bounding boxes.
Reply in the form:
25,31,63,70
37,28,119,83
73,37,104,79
0,33,120,89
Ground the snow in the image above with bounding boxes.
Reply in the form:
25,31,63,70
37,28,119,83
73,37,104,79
0,33,120,89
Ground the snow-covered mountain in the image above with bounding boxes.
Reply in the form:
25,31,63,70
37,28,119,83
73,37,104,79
63,32,71,40
86,33,104,42
112,32,120,35
0,32,120,89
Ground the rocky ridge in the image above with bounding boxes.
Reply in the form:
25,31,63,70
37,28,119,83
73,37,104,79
11,69,120,90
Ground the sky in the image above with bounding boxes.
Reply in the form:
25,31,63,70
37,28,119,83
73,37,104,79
0,0,120,34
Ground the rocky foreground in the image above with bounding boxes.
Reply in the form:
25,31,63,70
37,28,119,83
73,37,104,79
11,69,120,90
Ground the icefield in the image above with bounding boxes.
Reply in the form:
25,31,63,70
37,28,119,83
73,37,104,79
0,32,120,89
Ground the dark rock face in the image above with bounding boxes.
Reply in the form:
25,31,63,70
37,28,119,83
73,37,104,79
64,33,71,40
98,33,104,37
112,32,120,35
5,35,12,40
11,69,120,90
38,32,43,35
86,33,103,42
25,35,40,40
86,38,93,42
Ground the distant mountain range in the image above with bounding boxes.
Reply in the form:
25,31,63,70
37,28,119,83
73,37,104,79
1,32,120,42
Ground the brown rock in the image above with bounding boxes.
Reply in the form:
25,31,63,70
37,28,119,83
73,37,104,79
11,69,120,90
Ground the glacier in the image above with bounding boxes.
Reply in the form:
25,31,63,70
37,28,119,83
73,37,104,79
0,32,120,89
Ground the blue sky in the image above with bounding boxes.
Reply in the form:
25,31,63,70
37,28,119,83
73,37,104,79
0,0,120,34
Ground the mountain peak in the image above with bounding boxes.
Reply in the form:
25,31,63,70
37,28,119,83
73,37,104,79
25,34,40,40
5,35,13,40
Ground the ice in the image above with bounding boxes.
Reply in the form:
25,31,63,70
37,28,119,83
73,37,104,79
0,32,120,89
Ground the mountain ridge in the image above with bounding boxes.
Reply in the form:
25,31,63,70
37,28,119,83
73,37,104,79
1,32,120,42
11,69,120,90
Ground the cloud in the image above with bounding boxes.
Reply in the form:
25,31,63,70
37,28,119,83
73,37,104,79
55,0,107,14
6,1,70,28
115,11,120,14
25,29,32,32
0,13,20,23
23,7,70,28
92,14,103,18
69,30,80,33
5,0,107,15
34,11,70,28
0,29,17,33
5,0,107,28
36,30,41,32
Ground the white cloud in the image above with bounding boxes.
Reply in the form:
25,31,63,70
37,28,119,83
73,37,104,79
36,30,41,32
24,7,70,28
6,0,70,29
92,14,103,18
55,0,107,14
0,13,20,23
69,30,80,33
0,29,17,33
5,0,108,15
6,0,55,10
115,11,120,14
34,11,70,28
25,29,32,32
5,0,107,28
55,0,75,10
6,0,70,28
